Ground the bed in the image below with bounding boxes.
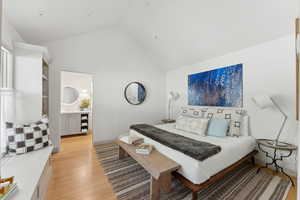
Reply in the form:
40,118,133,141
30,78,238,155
130,123,256,185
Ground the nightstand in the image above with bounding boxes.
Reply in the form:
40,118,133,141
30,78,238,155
161,119,176,124
256,139,297,186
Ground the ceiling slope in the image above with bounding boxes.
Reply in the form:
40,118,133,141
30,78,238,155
3,0,129,43
4,0,298,69
122,0,298,69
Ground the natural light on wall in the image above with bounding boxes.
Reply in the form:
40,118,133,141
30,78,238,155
0,46,14,155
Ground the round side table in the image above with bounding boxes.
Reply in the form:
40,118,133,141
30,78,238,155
256,139,297,186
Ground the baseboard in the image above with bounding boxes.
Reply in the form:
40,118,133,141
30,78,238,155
255,157,297,177
93,139,115,146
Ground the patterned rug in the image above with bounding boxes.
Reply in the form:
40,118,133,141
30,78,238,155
95,143,291,200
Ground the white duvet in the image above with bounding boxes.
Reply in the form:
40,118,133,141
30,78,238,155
130,123,256,184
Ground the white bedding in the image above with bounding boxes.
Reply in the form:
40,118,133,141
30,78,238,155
130,123,256,184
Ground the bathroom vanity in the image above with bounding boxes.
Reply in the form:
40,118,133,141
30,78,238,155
61,111,90,136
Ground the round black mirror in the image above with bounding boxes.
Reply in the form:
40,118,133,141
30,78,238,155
124,82,146,105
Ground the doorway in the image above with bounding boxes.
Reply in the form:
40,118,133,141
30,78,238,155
60,71,93,143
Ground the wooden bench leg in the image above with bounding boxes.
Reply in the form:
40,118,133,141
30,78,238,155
118,146,126,159
160,173,172,193
251,157,255,165
192,191,198,200
150,176,160,200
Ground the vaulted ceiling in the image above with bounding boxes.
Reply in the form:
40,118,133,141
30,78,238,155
3,0,298,69
4,0,129,43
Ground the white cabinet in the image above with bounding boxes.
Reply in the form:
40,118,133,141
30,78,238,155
61,113,82,136
31,158,52,200
14,42,50,124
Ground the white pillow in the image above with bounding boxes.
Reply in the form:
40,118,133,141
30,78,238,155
240,115,249,136
181,107,203,118
175,115,209,136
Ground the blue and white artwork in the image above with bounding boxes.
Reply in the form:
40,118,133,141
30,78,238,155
188,64,243,107
138,85,146,102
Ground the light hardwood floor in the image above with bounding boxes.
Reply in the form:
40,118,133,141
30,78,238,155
46,134,296,200
46,134,117,200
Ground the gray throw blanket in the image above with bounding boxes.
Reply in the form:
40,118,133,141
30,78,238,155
130,124,221,161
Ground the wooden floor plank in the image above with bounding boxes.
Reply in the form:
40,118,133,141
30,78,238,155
46,134,117,200
46,134,296,200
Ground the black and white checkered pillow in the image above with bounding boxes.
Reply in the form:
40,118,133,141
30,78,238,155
6,118,51,155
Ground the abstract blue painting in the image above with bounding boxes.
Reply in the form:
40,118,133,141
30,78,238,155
188,64,243,107
138,85,146,102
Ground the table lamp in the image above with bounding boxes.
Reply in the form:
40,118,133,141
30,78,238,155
252,95,288,147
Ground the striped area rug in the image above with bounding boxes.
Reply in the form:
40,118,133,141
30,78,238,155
95,143,291,200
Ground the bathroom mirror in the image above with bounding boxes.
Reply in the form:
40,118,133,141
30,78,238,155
124,82,146,105
63,86,79,104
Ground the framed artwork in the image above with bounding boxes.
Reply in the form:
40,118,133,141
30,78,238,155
188,64,243,107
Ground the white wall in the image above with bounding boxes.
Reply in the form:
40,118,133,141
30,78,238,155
44,28,166,151
1,15,24,50
167,34,298,174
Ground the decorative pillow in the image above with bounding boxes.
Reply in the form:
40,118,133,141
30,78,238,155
207,119,229,137
240,115,249,136
181,107,203,118
203,107,244,137
6,118,51,155
175,115,209,136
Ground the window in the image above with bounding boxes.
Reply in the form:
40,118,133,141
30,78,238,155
0,47,13,88
0,47,14,155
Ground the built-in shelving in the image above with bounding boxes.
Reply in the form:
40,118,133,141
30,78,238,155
80,113,89,134
42,60,49,116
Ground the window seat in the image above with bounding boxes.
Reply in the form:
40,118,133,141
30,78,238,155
1,146,53,200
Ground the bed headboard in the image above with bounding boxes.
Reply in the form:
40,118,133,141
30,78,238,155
180,106,249,136
181,106,246,117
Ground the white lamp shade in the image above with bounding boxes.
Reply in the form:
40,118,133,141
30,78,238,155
168,91,180,101
252,95,274,109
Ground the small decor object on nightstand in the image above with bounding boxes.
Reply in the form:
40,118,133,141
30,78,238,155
256,139,297,186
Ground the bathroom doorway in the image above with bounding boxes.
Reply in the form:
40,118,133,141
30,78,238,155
60,71,93,143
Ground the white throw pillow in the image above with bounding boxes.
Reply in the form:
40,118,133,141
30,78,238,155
240,115,249,136
175,115,209,136
181,107,203,118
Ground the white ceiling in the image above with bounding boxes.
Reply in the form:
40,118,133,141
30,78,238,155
3,0,298,69
122,0,298,69
3,0,129,43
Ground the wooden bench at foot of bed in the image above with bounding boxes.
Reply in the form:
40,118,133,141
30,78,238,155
173,150,258,200
117,140,180,200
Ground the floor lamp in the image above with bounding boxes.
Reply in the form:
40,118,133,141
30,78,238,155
168,91,180,121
